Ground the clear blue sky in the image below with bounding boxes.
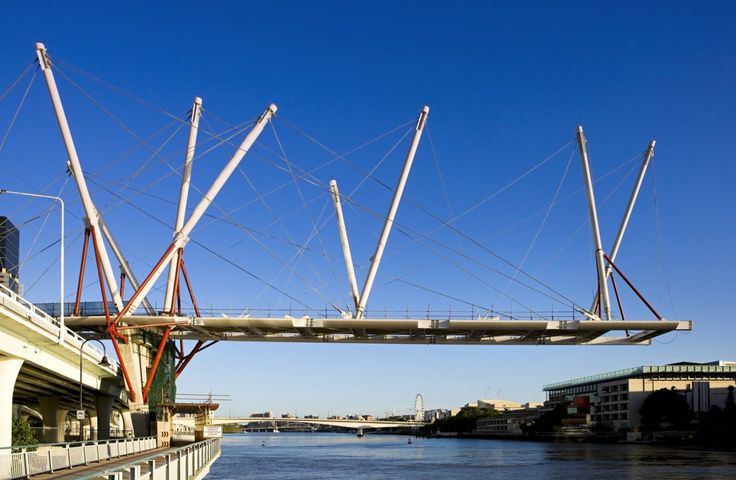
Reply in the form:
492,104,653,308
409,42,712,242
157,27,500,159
0,1,734,417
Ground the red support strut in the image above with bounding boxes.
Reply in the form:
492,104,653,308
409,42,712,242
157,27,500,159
142,326,173,403
73,228,91,316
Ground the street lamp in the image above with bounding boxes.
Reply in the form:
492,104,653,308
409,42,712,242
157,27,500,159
79,337,110,441
0,189,65,343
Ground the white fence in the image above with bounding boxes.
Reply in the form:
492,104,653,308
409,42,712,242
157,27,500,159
0,436,157,479
84,438,220,480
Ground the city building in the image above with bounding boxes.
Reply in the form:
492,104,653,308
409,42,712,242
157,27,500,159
465,399,543,411
476,406,541,435
0,216,19,293
424,408,460,423
543,361,736,431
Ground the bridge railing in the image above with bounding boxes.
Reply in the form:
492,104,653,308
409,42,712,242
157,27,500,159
75,438,220,480
0,284,117,371
32,298,584,321
0,436,157,479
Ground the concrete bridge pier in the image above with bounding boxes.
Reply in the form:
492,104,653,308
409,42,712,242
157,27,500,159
122,410,134,438
0,357,23,448
38,395,68,443
96,394,114,440
86,411,97,441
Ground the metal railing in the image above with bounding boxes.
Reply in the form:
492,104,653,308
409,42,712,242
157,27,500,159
32,299,586,321
77,438,220,480
0,284,118,372
0,436,157,479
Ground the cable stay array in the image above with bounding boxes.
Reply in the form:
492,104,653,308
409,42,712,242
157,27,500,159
0,43,691,406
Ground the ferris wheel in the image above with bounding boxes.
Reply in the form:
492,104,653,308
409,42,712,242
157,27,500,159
414,393,424,422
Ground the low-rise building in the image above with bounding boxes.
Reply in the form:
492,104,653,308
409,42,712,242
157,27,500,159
424,408,460,423
543,361,736,431
476,407,541,435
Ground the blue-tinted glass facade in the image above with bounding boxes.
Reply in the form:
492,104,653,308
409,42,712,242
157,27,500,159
0,216,20,292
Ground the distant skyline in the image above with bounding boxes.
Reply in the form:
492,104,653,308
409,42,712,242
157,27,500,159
0,1,734,417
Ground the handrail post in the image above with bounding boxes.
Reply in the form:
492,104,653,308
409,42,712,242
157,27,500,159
66,443,72,469
185,448,190,478
23,448,30,477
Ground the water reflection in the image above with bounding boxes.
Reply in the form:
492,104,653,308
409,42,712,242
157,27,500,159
209,433,736,479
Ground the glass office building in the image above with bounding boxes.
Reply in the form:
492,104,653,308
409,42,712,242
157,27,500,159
0,216,19,293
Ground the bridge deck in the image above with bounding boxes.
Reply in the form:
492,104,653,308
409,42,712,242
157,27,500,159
67,315,691,345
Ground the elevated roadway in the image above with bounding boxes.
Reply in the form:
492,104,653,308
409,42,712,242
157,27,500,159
0,285,128,447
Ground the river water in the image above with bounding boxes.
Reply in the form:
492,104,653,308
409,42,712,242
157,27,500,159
208,432,735,479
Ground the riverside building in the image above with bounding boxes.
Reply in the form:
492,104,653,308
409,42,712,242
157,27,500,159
543,361,736,430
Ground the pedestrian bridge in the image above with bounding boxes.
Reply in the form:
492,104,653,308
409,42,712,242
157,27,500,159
211,416,425,430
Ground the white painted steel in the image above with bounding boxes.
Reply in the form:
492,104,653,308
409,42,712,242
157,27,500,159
329,180,360,312
165,97,203,310
357,106,429,319
35,43,123,311
65,310,691,345
97,217,155,315
591,139,656,313
123,104,277,316
576,126,612,320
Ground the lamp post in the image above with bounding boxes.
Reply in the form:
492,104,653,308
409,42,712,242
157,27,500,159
0,189,65,342
79,338,110,441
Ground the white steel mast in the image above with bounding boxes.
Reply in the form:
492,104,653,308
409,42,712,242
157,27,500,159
114,104,277,318
97,216,155,314
329,180,360,312
164,97,202,311
591,139,655,313
576,126,612,320
35,43,123,311
356,106,429,319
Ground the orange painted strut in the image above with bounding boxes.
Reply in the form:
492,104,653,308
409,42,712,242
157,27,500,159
90,225,137,402
111,242,179,328
73,228,90,316
142,326,173,403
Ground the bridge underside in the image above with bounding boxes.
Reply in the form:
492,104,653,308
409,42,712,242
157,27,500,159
7,358,127,413
66,316,691,346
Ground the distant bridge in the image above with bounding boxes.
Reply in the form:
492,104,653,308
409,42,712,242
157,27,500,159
211,416,425,430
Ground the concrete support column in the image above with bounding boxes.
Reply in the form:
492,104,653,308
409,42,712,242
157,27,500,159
122,410,134,438
37,395,68,443
0,358,23,448
95,395,114,440
86,410,98,441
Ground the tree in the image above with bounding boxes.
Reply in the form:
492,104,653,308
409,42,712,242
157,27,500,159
639,388,691,430
522,403,567,435
12,417,37,447
725,386,735,416
421,406,498,434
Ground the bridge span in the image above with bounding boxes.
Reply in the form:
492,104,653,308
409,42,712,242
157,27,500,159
211,416,425,430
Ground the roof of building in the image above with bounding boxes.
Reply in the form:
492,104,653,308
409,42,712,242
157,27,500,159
543,361,736,391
